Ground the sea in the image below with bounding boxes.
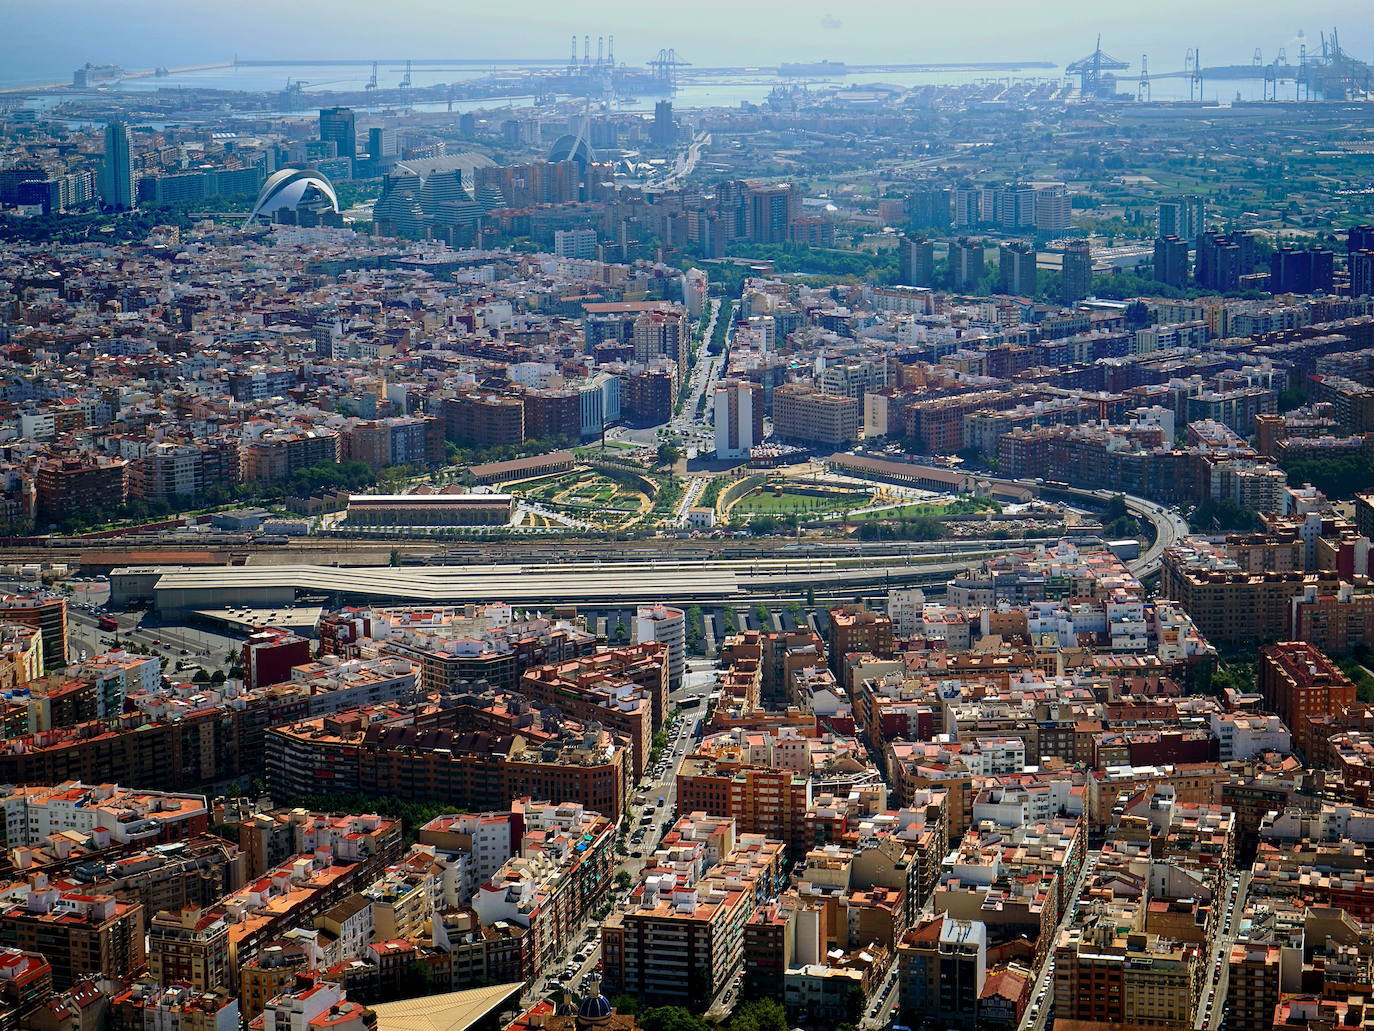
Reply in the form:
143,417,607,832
9,61,1307,127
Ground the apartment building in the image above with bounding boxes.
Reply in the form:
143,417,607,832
321,606,596,692
33,455,127,527
236,810,402,881
470,801,614,982
1052,921,1200,1030
442,393,525,448
828,606,894,674
147,905,231,991
772,383,860,448
1259,641,1356,759
1160,541,1340,647
109,982,239,1031
0,878,145,988
601,824,784,1005
0,598,67,672
0,782,209,855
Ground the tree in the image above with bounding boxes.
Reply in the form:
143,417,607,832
806,586,816,608
639,1008,712,1031
754,604,771,626
656,442,681,468
855,515,946,541
729,999,786,1031
1281,453,1374,499
1190,498,1262,533
747,515,779,536
1278,387,1308,412
615,870,633,890
1124,300,1152,328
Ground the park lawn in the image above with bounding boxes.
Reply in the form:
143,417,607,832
854,502,955,520
735,488,872,515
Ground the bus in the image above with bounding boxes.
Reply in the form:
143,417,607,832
97,617,118,632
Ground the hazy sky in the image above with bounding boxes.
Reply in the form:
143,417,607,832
1,0,1369,84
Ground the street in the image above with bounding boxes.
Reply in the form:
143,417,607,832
1019,849,1100,1031
516,659,717,1011
1193,870,1248,1030
65,592,240,676
603,296,725,456
646,132,711,190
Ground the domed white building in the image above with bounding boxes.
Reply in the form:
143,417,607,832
247,168,340,224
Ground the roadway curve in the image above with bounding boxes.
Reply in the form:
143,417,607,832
998,479,1187,578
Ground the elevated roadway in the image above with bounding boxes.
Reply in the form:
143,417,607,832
1017,481,1185,578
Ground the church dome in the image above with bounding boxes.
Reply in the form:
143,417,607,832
575,993,613,1026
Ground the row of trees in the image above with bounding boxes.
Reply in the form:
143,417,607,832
614,997,791,1031
854,515,946,541
1280,453,1374,500
708,300,734,355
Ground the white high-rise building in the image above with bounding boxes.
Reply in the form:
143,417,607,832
1158,196,1206,241
682,268,708,319
635,604,685,688
554,227,598,259
1032,184,1071,232
714,379,762,460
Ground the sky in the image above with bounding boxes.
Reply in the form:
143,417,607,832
0,0,1369,86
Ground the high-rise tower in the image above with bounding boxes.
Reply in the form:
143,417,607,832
99,122,135,211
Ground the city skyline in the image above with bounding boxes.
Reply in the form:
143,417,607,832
1,1,1371,88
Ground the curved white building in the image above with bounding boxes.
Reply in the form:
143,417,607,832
247,168,340,224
